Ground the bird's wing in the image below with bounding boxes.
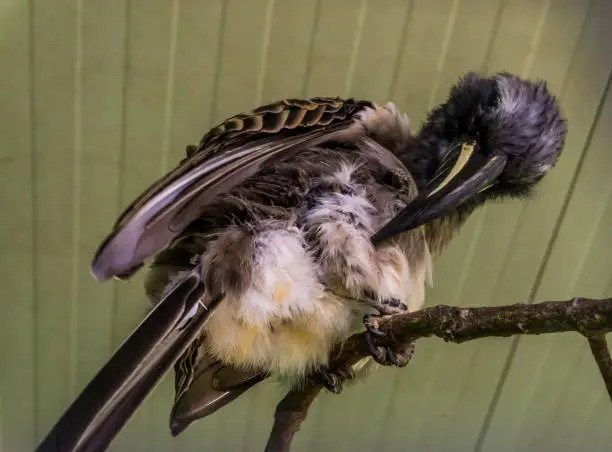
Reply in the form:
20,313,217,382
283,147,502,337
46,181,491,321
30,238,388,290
37,98,383,452
91,97,374,282
170,339,267,436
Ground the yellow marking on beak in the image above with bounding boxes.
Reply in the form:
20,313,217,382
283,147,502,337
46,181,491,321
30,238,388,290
272,282,291,304
478,183,494,193
428,142,476,197
476,154,502,193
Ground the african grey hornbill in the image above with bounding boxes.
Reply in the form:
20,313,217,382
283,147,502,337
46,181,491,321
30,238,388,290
36,71,567,451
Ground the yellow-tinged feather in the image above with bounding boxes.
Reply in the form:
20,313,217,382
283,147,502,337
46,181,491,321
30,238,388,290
272,282,290,304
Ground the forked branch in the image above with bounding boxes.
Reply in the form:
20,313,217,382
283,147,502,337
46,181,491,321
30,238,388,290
264,297,612,452
587,334,612,400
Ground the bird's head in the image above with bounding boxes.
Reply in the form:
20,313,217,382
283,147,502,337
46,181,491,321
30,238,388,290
373,71,568,244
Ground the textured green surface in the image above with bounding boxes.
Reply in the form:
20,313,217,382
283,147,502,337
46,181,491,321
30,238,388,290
1,0,612,451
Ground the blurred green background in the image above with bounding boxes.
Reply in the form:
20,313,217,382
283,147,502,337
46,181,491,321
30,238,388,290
2,0,612,451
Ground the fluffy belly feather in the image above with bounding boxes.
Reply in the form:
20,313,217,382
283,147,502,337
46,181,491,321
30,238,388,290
179,160,432,380
202,292,354,377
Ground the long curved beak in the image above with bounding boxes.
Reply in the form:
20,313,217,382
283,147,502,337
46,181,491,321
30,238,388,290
35,267,221,452
371,142,507,245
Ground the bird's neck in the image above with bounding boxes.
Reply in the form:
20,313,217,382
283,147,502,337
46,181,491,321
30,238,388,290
393,134,439,194
422,209,475,257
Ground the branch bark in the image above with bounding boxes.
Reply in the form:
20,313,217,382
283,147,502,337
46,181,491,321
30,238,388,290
264,387,322,452
587,334,612,401
264,297,612,452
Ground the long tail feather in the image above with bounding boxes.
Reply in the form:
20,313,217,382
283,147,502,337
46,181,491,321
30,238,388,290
35,267,221,452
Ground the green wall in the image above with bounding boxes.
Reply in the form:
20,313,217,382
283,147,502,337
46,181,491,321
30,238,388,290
1,0,612,451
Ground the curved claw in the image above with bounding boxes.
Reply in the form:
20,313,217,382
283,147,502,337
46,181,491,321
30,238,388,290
364,314,416,368
317,366,355,395
388,342,415,368
363,314,386,337
366,341,386,366
318,370,343,394
366,336,416,367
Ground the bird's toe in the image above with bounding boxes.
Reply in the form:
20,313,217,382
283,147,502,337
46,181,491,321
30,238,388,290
365,322,416,368
316,365,355,395
363,313,386,337
379,297,408,315
317,370,344,394
387,341,415,367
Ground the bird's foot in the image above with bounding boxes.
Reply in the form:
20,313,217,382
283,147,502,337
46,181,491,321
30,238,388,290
363,298,415,367
316,365,355,395
363,295,408,317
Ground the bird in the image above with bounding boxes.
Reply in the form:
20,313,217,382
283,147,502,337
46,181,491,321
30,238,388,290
35,71,567,451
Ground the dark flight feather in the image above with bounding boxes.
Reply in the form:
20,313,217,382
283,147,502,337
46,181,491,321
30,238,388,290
91,97,373,282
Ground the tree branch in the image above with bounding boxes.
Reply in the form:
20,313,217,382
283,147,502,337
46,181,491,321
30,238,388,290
264,297,612,452
264,386,322,452
586,334,612,401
